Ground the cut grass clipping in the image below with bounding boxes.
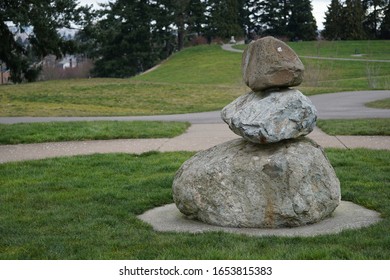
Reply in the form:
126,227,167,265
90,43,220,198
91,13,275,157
0,121,190,144
0,149,389,259
317,119,390,136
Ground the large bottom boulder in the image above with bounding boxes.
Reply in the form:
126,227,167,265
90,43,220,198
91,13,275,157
172,138,340,228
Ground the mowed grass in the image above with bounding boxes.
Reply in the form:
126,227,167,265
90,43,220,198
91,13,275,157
234,40,390,60
0,45,247,117
0,78,245,117
0,42,389,117
317,119,390,136
0,149,389,260
299,58,390,91
0,121,190,144
290,40,390,60
133,45,243,85
366,98,390,109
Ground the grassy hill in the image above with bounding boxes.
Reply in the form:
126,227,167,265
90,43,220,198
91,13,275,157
0,41,389,117
133,45,243,85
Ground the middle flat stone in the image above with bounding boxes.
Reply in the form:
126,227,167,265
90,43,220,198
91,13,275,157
221,88,317,144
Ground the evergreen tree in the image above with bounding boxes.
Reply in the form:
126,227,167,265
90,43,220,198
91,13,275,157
187,0,207,36
91,0,171,77
150,0,176,57
322,0,344,39
362,0,388,38
343,0,366,39
157,0,207,50
241,0,255,39
380,2,390,38
206,0,245,39
169,0,190,51
87,0,208,77
259,0,289,36
280,0,291,28
287,0,317,40
244,0,264,37
255,0,317,40
175,0,208,50
0,0,89,83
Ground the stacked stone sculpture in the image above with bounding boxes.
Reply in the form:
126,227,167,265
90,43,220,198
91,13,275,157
173,36,341,228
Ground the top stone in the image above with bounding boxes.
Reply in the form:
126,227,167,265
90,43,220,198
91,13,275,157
242,36,304,91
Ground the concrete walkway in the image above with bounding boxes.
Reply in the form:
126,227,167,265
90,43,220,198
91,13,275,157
0,90,389,124
1,124,389,164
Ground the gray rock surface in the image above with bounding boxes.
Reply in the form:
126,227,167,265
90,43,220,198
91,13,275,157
221,89,317,144
242,36,304,91
172,138,340,228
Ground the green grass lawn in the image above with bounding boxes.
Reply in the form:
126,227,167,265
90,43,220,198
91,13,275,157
366,98,390,109
290,40,390,60
300,58,390,91
0,121,190,144
0,45,247,117
133,45,243,85
234,40,390,60
317,119,390,136
0,78,245,117
0,149,389,259
0,42,389,117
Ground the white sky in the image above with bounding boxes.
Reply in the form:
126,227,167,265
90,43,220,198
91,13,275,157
78,0,331,30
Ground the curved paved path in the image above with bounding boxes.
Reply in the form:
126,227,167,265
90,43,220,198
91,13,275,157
310,90,390,119
0,44,389,163
0,90,389,163
1,123,390,164
0,90,389,124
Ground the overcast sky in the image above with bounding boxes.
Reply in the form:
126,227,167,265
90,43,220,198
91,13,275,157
78,0,331,30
